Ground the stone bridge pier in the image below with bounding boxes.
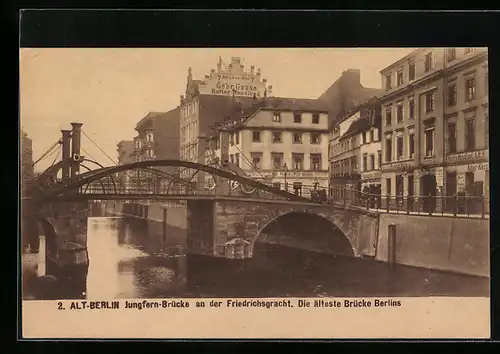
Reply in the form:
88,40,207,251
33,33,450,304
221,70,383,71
186,199,380,260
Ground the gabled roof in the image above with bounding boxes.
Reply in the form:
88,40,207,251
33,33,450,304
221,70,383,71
339,117,371,141
206,96,329,137
136,112,164,131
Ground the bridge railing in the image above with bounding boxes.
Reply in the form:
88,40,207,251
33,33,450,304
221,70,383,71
327,187,490,218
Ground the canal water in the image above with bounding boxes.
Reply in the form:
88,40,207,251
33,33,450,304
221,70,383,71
25,216,489,300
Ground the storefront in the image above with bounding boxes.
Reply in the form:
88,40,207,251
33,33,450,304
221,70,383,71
246,170,330,196
444,150,489,214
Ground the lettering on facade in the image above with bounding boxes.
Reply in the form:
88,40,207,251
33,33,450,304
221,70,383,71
435,167,444,187
383,162,414,171
361,171,381,182
446,149,489,164
199,73,267,98
467,163,489,172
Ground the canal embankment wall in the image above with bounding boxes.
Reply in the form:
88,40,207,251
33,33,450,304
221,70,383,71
375,214,490,278
99,201,489,278
102,201,188,236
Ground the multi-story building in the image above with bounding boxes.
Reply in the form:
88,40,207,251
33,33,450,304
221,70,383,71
179,57,273,187
379,47,488,212
131,107,181,190
205,97,330,195
329,98,382,195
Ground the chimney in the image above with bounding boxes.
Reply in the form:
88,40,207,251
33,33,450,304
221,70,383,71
250,65,255,74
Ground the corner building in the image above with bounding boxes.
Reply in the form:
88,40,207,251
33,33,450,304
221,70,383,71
379,47,488,213
205,97,330,195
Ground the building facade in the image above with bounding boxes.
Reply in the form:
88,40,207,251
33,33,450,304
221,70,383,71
116,140,135,188
205,97,330,195
131,107,181,191
379,47,488,212
329,99,382,196
179,57,274,187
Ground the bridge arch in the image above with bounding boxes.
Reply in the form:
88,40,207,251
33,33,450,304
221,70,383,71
251,211,355,258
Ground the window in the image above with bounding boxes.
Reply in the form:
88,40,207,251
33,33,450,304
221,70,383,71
396,134,404,160
447,83,457,106
252,131,261,142
465,118,475,151
362,132,367,144
370,129,375,142
271,153,283,169
408,97,415,119
447,48,456,62
292,153,304,170
465,76,476,101
351,156,357,171
385,106,392,126
424,52,433,72
273,112,281,122
310,133,321,144
272,132,282,143
448,122,457,153
251,153,262,169
312,114,320,124
396,103,404,122
146,132,153,142
310,154,322,171
385,134,392,162
397,67,404,86
385,73,392,90
396,175,404,197
235,132,239,145
363,153,368,171
425,92,434,113
370,154,375,171
465,48,474,54
230,154,234,164
229,133,234,146
409,132,415,158
386,178,392,196
377,150,382,169
293,112,302,123
425,126,435,157
235,153,240,167
293,133,302,143
409,59,416,81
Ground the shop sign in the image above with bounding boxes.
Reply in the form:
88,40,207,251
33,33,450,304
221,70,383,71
382,161,415,171
435,167,444,187
446,149,489,164
361,171,381,182
467,163,489,172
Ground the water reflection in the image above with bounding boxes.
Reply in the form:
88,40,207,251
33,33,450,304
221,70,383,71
86,217,187,299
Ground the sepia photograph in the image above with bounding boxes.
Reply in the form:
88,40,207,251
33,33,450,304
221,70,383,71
20,46,490,338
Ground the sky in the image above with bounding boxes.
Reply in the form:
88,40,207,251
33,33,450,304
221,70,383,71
20,47,414,173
